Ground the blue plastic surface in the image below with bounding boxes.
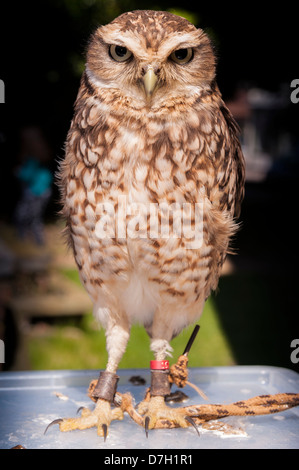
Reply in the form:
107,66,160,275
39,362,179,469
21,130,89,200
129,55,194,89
0,366,298,449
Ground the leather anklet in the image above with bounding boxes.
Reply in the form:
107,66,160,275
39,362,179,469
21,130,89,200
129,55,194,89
92,371,119,402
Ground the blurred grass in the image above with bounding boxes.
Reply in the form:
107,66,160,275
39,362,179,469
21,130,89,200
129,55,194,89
27,268,235,370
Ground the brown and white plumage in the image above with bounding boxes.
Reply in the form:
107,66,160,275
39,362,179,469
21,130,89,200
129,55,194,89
57,10,245,436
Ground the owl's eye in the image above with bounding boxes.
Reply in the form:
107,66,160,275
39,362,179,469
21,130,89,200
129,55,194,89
109,45,132,62
170,48,193,64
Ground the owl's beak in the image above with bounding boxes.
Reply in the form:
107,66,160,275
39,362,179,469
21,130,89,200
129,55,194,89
142,68,158,97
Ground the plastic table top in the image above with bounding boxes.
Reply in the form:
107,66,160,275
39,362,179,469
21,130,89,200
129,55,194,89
0,365,298,449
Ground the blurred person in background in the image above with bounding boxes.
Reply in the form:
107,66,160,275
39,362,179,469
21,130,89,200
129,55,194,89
13,126,53,245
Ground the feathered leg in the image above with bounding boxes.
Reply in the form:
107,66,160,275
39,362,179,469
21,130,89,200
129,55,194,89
45,316,130,439
137,307,202,435
137,337,192,435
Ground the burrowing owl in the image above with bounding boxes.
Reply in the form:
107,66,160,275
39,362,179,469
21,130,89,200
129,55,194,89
56,10,245,437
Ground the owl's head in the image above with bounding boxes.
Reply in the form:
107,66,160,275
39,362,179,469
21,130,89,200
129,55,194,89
86,10,216,108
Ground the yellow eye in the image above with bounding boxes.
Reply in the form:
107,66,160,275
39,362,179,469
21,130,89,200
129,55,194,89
109,45,132,62
170,48,193,64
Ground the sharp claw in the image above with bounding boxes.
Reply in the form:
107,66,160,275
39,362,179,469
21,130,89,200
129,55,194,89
76,406,84,415
44,418,63,435
185,416,200,436
102,424,108,442
144,416,150,438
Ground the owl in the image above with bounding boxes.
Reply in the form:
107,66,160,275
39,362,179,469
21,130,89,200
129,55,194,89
55,10,245,438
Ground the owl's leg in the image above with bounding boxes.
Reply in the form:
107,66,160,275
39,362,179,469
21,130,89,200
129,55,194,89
137,339,190,435
45,318,130,439
137,310,196,435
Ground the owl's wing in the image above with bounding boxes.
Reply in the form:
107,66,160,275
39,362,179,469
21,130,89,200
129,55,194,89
220,103,245,218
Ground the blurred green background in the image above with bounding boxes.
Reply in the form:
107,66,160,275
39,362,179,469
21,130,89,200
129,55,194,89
0,0,298,373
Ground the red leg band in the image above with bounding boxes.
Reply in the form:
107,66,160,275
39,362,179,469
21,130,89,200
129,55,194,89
150,360,169,370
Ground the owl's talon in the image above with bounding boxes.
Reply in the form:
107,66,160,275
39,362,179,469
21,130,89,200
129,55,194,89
138,395,188,432
144,416,150,438
185,416,200,436
102,423,108,442
76,406,92,417
44,418,63,435
44,398,120,436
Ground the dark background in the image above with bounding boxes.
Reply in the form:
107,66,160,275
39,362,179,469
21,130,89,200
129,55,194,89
0,1,298,371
